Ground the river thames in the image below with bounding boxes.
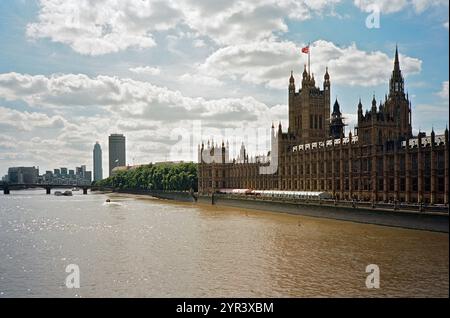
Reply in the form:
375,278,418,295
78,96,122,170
0,190,448,297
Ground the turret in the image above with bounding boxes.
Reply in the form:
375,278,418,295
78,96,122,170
389,45,405,97
371,95,377,113
302,64,308,86
431,128,435,146
323,67,330,92
289,70,295,93
330,98,345,139
332,98,341,116
357,98,363,118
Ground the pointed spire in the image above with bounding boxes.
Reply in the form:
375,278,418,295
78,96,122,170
357,98,363,116
394,44,399,70
390,44,404,96
289,70,295,84
324,66,329,80
371,95,377,112
332,98,341,117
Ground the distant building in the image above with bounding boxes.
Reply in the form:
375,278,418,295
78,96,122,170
5,165,91,186
84,171,92,183
7,167,39,184
43,171,53,183
110,164,144,176
109,134,126,176
93,142,103,181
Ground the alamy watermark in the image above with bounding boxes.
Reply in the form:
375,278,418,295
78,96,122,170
365,264,380,289
65,264,80,289
365,4,381,29
168,120,279,175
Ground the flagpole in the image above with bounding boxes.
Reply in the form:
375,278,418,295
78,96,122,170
308,41,311,76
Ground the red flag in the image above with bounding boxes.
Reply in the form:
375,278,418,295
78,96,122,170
301,46,309,54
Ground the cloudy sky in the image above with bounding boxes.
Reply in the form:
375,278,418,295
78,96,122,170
0,0,448,177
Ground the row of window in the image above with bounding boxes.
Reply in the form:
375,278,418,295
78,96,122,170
309,114,323,130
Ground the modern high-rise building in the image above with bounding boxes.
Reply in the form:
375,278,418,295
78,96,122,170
108,134,126,176
93,142,103,181
7,167,39,184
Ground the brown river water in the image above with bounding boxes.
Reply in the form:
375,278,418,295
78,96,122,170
0,190,448,297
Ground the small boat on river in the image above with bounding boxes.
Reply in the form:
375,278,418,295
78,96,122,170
55,190,72,196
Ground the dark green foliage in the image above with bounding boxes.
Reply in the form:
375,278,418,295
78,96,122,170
93,162,198,191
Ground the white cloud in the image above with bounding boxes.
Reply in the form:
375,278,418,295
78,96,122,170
444,21,449,30
0,72,278,124
27,0,342,55
193,39,206,48
0,106,66,131
129,66,161,76
354,0,448,13
411,0,448,13
27,0,181,55
0,135,18,150
437,81,449,99
178,73,224,87
177,0,341,46
200,40,422,89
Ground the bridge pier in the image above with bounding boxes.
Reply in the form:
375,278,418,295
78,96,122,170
46,187,51,195
3,187,10,195
83,188,88,195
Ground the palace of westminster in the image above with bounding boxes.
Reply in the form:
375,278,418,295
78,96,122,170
198,47,449,204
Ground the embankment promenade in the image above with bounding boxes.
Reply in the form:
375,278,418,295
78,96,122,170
96,188,449,233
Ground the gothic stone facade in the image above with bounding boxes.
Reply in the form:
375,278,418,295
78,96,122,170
198,48,449,204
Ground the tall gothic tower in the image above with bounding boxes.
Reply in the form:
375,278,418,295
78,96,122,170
288,66,331,143
385,45,413,139
356,46,413,145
